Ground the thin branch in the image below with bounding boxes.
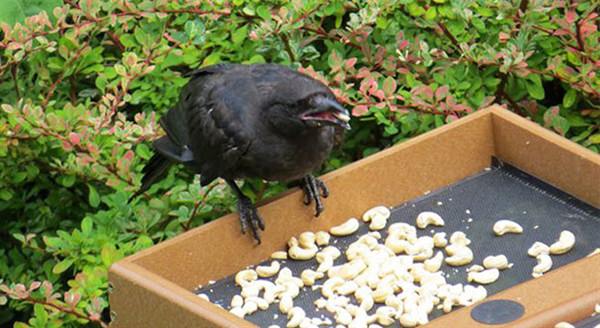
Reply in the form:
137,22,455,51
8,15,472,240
22,296,108,328
437,22,460,49
11,65,20,99
183,182,220,231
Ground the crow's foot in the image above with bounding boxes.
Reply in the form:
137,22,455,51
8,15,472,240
302,174,328,217
237,197,265,243
227,179,265,243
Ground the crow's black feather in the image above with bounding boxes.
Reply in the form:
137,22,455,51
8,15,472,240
135,64,349,242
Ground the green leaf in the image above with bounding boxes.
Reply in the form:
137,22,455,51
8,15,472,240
88,184,100,208
232,25,248,44
52,258,74,274
407,3,426,16
562,89,577,108
81,217,93,234
0,0,25,26
256,5,271,20
33,304,48,326
0,189,12,201
425,7,437,20
588,134,600,144
525,75,545,100
551,115,570,136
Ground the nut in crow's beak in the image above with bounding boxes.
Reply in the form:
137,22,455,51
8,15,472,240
300,96,351,130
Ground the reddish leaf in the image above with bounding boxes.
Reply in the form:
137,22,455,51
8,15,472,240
553,28,571,36
565,10,576,24
445,114,459,123
382,77,397,97
355,67,371,79
372,89,386,100
412,85,434,101
69,132,80,145
29,281,41,291
345,58,357,69
398,39,409,50
62,140,73,151
498,32,510,42
543,106,560,127
435,85,449,101
580,21,597,38
352,105,369,116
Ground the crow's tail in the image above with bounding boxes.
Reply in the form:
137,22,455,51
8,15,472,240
129,153,173,202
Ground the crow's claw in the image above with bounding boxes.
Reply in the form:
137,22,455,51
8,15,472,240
227,179,265,244
238,197,265,243
302,174,327,217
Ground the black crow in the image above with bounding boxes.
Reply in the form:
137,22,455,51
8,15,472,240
133,63,350,242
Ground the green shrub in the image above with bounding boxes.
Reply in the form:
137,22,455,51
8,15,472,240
0,0,598,326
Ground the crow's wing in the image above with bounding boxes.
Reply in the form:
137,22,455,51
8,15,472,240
181,65,258,185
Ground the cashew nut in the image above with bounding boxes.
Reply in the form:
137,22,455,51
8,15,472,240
528,241,550,257
433,232,448,248
286,307,306,328
399,312,419,328
554,322,575,328
424,251,444,272
445,245,473,266
355,286,375,311
235,269,258,286
587,248,600,257
372,284,394,303
369,214,388,231
242,300,258,315
467,264,484,273
384,235,411,254
246,296,269,310
271,251,288,260
279,294,293,314
493,220,523,236
317,246,341,261
300,269,324,286
288,245,318,260
532,254,552,278
256,261,281,278
375,306,396,326
298,232,316,249
335,307,353,325
416,211,445,229
229,306,245,318
322,277,344,299
467,268,500,284
330,218,360,236
549,230,575,255
362,206,391,222
483,255,511,270
197,293,209,301
336,281,359,295
230,295,243,308
449,231,471,246
388,222,417,240
315,231,330,246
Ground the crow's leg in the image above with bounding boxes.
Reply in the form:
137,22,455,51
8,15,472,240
302,175,328,217
226,179,265,243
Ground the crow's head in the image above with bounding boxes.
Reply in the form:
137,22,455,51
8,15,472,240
297,93,351,130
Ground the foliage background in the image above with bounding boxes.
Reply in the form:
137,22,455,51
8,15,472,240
0,0,598,326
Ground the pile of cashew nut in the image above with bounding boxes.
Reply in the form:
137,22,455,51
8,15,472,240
202,210,579,327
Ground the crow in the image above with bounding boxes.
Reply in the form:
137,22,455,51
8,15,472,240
133,63,350,242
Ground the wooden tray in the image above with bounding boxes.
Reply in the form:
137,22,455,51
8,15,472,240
109,105,600,327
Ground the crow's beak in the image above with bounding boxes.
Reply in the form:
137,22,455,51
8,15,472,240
301,97,351,130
